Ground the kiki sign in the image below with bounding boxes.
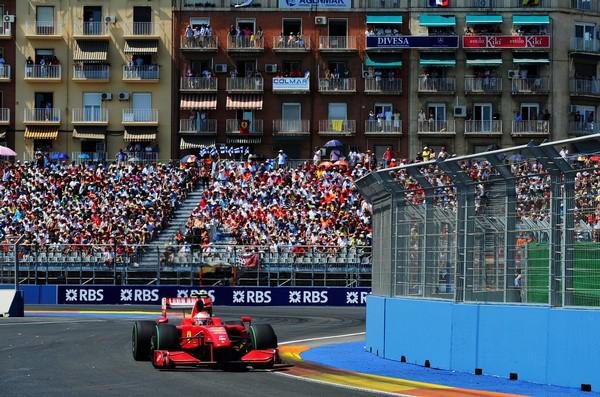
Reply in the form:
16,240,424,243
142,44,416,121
463,35,550,49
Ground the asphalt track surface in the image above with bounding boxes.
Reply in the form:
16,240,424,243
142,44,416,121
0,306,374,397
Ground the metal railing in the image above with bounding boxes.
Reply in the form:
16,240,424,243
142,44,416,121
122,109,158,123
0,65,10,80
465,120,503,135
318,36,357,50
273,119,310,135
570,79,600,96
464,77,502,93
180,35,218,50
123,65,160,80
226,119,264,134
72,108,109,124
512,120,550,135
227,35,264,50
24,65,62,80
179,119,218,134
570,37,600,53
318,120,356,135
127,22,158,36
511,77,550,94
417,120,456,134
26,22,61,36
24,108,61,123
417,77,456,93
365,120,402,135
364,78,402,94
0,21,11,37
0,108,9,123
571,0,598,10
180,77,218,91
272,36,310,50
318,78,356,92
71,152,107,163
362,0,410,7
226,77,264,92
73,21,108,36
73,64,110,80
568,120,600,135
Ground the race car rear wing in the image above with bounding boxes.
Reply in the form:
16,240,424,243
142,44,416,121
161,295,213,318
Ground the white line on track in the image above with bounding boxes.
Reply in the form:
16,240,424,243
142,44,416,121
279,331,365,345
0,319,106,326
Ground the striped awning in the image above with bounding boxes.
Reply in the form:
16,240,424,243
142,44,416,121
226,95,263,110
72,127,106,140
73,41,109,62
180,137,216,150
124,127,157,142
124,40,158,54
24,127,59,140
180,95,217,110
227,136,262,145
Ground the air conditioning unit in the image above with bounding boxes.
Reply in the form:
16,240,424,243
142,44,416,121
215,64,228,73
101,92,113,101
454,106,467,117
315,16,327,25
3,15,15,23
568,105,578,113
507,69,519,79
265,64,277,73
118,92,130,101
104,16,117,24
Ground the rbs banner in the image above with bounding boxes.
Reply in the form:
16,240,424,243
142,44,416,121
57,286,371,306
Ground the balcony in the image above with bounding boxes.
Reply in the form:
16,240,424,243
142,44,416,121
226,77,264,93
272,36,310,52
122,109,159,126
464,120,503,136
318,78,356,94
24,65,62,82
464,77,502,94
417,77,456,94
180,35,218,51
568,120,600,136
0,65,10,82
318,120,356,136
124,22,160,39
571,0,599,11
570,79,600,97
24,108,61,125
24,22,62,39
364,120,402,135
72,65,110,82
318,36,358,52
0,108,9,125
273,120,310,136
72,22,109,39
364,78,402,95
122,65,160,82
72,108,109,125
179,119,217,135
510,77,550,95
417,120,456,136
180,77,217,92
570,38,600,54
225,119,263,134
361,0,410,7
511,120,550,137
272,77,310,94
226,35,264,52
0,22,12,39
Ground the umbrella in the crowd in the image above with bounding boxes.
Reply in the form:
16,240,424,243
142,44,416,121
590,155,600,162
333,160,349,168
508,153,525,161
323,139,344,148
181,154,197,163
50,152,69,161
319,161,333,169
0,145,17,157
78,153,91,159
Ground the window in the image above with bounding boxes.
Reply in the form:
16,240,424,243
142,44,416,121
328,19,347,36
237,19,256,34
133,7,151,23
236,60,256,77
282,19,302,35
36,6,55,35
282,103,301,120
35,48,54,64
575,23,595,40
328,103,347,120
473,103,493,131
190,18,209,28
328,61,348,76
132,92,152,121
83,93,102,121
83,6,102,23
520,103,539,120
35,92,53,109
282,60,302,75
427,103,446,121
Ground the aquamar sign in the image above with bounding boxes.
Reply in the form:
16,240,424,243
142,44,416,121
278,0,351,8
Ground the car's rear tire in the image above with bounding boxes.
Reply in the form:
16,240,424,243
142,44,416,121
153,324,179,351
248,324,278,350
132,320,155,361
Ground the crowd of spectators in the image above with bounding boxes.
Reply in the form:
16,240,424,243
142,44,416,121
365,25,401,37
276,32,306,48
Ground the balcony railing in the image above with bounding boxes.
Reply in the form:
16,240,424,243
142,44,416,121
570,37,600,53
318,36,357,51
464,77,502,94
362,0,410,7
568,120,600,135
318,120,356,135
0,108,9,124
226,77,264,92
318,78,356,93
126,22,158,37
570,79,600,96
0,65,10,80
180,77,217,91
511,120,550,136
25,22,61,36
225,119,263,134
364,120,402,135
227,35,264,51
0,21,11,38
417,120,456,134
364,78,402,94
122,109,159,124
24,108,61,124
273,120,310,135
72,108,109,124
73,22,108,37
571,0,598,11
73,64,110,81
179,119,217,134
180,35,218,50
71,152,107,163
511,77,550,94
464,120,503,135
24,65,62,80
417,77,456,93
272,36,310,51
123,65,160,81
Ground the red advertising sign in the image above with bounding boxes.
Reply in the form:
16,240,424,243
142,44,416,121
463,35,550,49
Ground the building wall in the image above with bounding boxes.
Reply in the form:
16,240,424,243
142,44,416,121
0,0,16,149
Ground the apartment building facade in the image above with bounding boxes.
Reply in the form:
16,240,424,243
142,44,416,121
13,0,173,162
0,1,15,150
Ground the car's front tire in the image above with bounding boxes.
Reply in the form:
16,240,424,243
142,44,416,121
132,320,155,361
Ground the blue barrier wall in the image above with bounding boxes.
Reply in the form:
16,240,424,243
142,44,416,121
366,296,600,389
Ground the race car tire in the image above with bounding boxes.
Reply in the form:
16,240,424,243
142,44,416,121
249,324,278,350
154,324,179,351
132,320,155,361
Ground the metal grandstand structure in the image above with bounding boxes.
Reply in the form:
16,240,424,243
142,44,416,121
356,134,600,307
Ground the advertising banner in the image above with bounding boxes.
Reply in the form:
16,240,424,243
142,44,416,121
272,77,310,92
57,286,371,306
366,35,458,49
463,35,550,49
278,0,351,8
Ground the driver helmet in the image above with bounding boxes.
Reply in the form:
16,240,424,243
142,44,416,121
194,311,210,326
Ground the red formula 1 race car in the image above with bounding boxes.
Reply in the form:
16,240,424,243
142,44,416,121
132,293,279,370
